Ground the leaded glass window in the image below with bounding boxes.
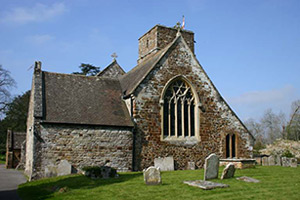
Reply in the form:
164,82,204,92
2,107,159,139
163,79,196,137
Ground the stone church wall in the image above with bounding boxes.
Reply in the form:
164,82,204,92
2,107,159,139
29,124,133,179
132,36,252,171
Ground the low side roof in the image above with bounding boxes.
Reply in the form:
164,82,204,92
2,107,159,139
42,72,133,127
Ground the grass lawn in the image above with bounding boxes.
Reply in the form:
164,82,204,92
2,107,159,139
18,166,300,200
0,154,5,164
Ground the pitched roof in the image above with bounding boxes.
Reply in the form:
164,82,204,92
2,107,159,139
97,60,125,78
119,37,177,97
42,72,133,127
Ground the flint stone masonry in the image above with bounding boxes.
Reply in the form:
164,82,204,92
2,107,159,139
204,154,219,180
268,156,275,166
143,166,162,185
221,163,235,179
154,156,174,171
131,35,253,171
183,180,229,190
28,124,133,179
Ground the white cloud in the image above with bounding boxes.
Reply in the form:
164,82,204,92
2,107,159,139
27,34,55,45
227,85,300,120
1,2,67,24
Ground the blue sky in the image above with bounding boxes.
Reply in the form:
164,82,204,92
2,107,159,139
1,0,299,121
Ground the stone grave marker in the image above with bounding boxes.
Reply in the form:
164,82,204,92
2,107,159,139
236,176,260,183
262,157,269,166
268,156,275,166
204,153,219,180
275,155,282,166
290,158,298,168
143,166,162,185
282,157,290,167
57,160,72,176
154,156,174,171
221,163,235,179
183,180,229,190
187,162,195,170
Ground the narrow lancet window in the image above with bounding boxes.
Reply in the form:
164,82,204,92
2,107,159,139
163,79,196,138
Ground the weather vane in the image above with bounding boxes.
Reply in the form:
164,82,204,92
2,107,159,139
111,52,118,61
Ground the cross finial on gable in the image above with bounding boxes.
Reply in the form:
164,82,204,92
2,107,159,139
111,52,118,61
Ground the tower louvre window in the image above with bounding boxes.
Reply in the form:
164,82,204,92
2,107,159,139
162,79,196,137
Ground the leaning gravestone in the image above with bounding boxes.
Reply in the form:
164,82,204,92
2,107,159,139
143,166,162,185
57,160,72,176
204,154,219,180
290,158,298,168
268,156,275,166
187,162,195,170
221,163,235,179
154,156,174,171
262,157,269,166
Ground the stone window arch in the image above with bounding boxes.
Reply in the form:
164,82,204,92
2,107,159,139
225,133,237,158
160,76,200,140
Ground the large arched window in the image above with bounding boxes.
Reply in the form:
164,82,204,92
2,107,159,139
162,78,197,138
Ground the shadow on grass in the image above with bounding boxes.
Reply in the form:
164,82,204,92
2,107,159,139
18,172,143,200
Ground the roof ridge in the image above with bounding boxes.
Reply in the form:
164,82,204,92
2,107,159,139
44,71,120,81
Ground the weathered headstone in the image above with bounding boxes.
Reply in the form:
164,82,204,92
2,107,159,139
290,158,298,168
262,157,269,166
143,166,162,185
236,176,260,183
275,155,282,166
268,155,275,166
184,180,229,190
282,157,290,167
187,162,195,170
57,160,72,176
221,163,235,179
154,156,174,171
204,154,219,180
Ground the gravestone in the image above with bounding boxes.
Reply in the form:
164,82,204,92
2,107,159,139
236,176,260,183
275,155,282,166
57,160,72,176
143,166,162,185
187,162,195,170
154,156,174,171
262,157,269,166
268,156,275,166
221,163,235,179
183,180,229,190
204,154,219,180
290,158,298,168
282,157,290,167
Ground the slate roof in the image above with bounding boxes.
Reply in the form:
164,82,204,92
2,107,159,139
97,60,125,78
119,38,176,97
42,72,133,127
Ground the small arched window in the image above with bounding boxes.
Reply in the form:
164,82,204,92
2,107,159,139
162,79,196,138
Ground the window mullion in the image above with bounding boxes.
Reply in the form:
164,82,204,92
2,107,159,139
175,98,178,137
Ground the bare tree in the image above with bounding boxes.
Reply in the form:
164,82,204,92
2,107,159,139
286,100,300,141
0,65,16,114
260,109,286,144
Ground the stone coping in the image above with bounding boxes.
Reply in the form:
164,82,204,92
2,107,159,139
220,159,256,162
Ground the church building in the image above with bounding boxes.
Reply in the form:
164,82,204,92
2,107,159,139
25,24,254,180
